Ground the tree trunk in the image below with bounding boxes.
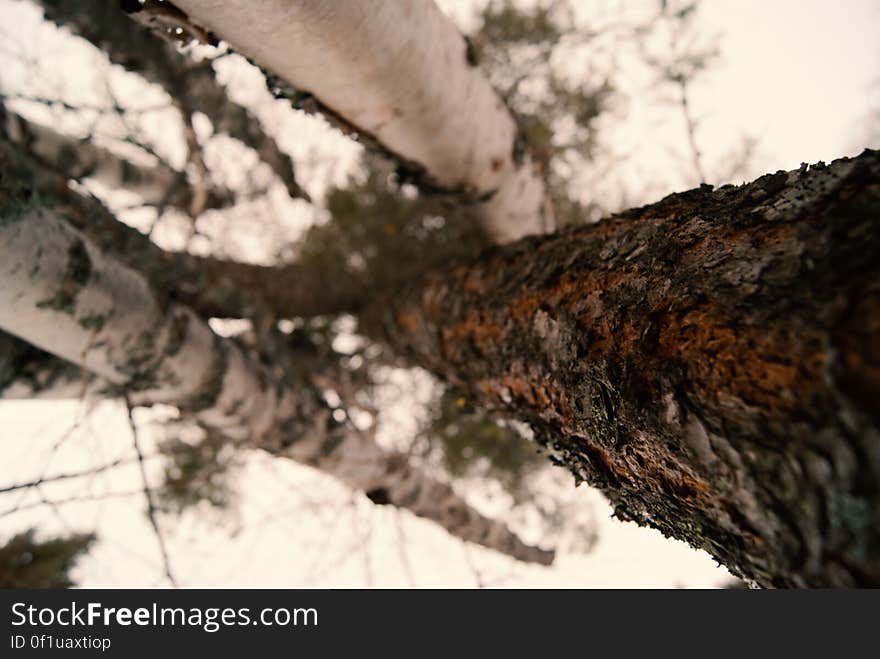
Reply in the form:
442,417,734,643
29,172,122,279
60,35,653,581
0,128,360,322
367,150,880,587
0,139,551,565
171,0,552,242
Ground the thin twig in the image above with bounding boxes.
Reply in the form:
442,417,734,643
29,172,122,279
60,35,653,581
393,509,416,588
0,454,148,494
677,76,706,183
6,409,93,515
0,490,144,519
124,395,178,587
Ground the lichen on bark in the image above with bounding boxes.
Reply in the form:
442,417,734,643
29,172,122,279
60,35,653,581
369,149,880,587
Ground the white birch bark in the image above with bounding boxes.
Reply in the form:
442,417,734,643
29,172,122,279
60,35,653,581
0,200,552,564
3,108,233,213
173,0,553,243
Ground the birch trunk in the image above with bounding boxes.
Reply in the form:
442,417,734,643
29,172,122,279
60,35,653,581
171,0,552,243
367,150,880,587
0,146,551,564
0,130,350,322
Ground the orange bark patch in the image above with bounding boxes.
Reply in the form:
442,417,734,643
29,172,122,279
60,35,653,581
585,441,712,505
500,372,550,407
657,304,826,414
509,268,628,323
498,363,575,425
441,310,505,356
397,311,421,336
751,222,798,249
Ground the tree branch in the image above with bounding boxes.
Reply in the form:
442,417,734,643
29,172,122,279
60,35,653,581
0,454,145,494
1,103,235,214
33,0,308,202
0,129,360,321
124,395,178,587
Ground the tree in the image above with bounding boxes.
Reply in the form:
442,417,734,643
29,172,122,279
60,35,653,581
0,0,876,587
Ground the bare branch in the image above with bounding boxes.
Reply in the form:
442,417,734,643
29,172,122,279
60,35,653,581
1,103,235,214
0,490,143,519
0,454,145,494
33,0,309,202
124,395,178,587
675,76,707,184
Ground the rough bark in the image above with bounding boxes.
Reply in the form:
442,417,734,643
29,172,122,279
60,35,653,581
2,105,234,214
33,0,308,202
367,150,880,587
0,145,552,565
171,0,552,243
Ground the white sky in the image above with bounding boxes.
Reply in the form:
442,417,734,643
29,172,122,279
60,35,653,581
0,0,877,588
697,0,879,168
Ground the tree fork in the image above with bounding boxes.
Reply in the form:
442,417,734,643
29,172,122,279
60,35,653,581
367,150,880,587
